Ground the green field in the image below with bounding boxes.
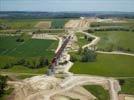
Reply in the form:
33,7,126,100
119,79,134,95
0,36,57,57
1,65,46,74
0,19,38,29
84,85,110,100
92,31,134,52
5,39,57,57
0,18,68,29
51,19,69,29
0,36,21,54
70,53,134,77
76,32,89,47
0,36,58,68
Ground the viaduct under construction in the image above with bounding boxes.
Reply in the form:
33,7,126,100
47,34,71,75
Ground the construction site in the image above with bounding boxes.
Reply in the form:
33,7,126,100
1,0,134,99
4,18,132,100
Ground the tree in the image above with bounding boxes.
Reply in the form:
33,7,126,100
118,79,125,86
39,57,44,67
44,58,49,66
16,58,25,65
84,35,87,39
81,48,97,62
16,30,21,33
34,59,40,68
27,59,35,68
87,29,94,33
2,63,13,69
39,57,49,67
16,37,24,42
77,47,82,55
16,33,24,42
87,37,93,42
16,33,28,42
70,55,78,62
126,48,131,52
24,60,30,67
105,43,114,52
0,75,7,97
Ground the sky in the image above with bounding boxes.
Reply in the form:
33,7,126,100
0,0,134,12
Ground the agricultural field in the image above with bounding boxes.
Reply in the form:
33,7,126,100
5,39,57,57
0,36,21,54
83,85,110,100
0,36,58,68
70,53,134,77
0,18,69,29
0,19,38,29
90,19,134,28
64,19,90,29
34,21,51,29
92,31,134,52
0,36,57,57
51,18,69,29
0,18,66,75
34,29,66,34
0,17,134,99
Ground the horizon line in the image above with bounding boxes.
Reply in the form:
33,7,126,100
0,11,134,13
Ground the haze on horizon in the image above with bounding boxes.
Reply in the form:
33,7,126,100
0,0,134,12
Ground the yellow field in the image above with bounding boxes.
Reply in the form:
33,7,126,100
35,21,51,29
64,19,94,29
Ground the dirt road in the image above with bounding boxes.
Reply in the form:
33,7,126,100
80,30,134,56
97,51,134,56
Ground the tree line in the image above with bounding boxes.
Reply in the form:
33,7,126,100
87,27,134,33
2,57,49,69
70,47,97,63
0,75,7,97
